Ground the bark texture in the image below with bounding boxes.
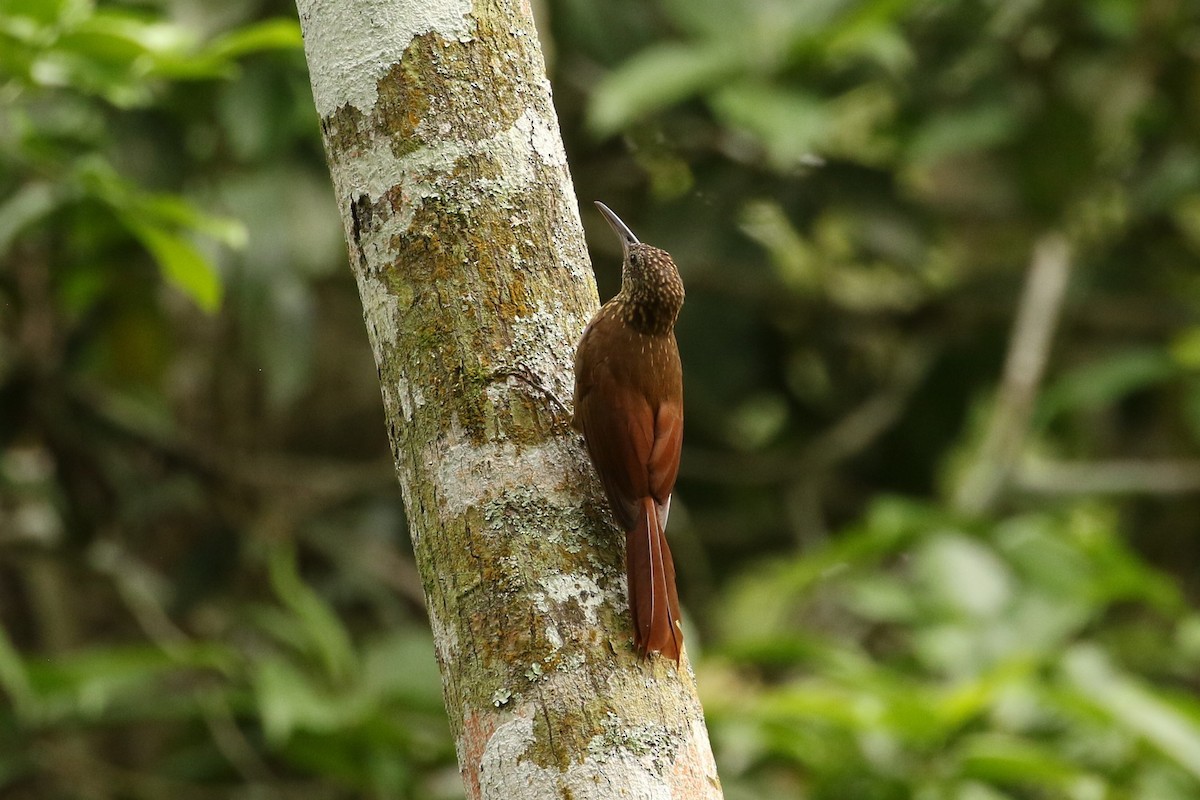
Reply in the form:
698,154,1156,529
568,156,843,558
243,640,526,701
294,1,723,797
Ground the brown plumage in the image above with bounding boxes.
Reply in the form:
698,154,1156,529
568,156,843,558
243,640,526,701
573,202,685,662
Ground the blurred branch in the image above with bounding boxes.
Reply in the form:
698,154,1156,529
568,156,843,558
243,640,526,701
687,265,1188,338
23,557,81,653
195,691,276,784
803,352,931,467
1016,458,1200,495
89,538,275,783
89,538,190,653
304,524,427,611
954,234,1073,515
783,479,829,549
31,737,241,800
222,451,398,499
66,383,397,500
73,376,424,603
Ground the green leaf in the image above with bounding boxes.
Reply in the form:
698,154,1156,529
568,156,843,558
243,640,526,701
908,105,1021,164
588,41,744,136
1064,646,1200,780
143,51,236,81
254,657,347,745
0,624,34,720
712,81,896,167
826,14,913,75
1037,348,1178,425
1066,505,1183,611
994,514,1093,600
77,158,239,311
121,216,223,312
0,0,79,25
958,732,1086,785
710,82,829,167
1170,326,1200,369
207,19,303,60
915,533,1013,619
360,631,444,712
718,496,941,643
58,16,181,65
739,199,821,291
23,643,230,723
135,193,248,249
0,181,64,256
267,542,357,684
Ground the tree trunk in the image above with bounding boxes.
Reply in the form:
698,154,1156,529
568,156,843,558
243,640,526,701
293,1,723,797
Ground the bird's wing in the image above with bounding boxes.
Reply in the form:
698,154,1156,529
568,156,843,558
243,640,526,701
648,401,682,513
574,358,655,532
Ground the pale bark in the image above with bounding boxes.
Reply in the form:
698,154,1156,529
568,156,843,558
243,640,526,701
294,1,722,798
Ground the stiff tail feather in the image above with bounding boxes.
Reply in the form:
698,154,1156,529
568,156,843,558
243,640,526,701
626,496,683,662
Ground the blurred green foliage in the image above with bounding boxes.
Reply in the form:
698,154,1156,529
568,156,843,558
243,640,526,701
2,0,1200,797
709,498,1200,798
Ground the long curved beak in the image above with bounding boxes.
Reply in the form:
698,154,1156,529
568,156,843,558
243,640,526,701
594,201,639,256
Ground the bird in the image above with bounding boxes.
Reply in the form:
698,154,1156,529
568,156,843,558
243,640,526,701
573,201,685,663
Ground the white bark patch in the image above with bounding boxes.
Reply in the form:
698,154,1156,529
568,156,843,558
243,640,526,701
479,110,568,197
396,377,413,420
544,626,563,650
428,600,459,666
479,714,674,800
338,131,466,214
436,438,573,518
297,0,473,117
524,110,568,168
534,572,604,627
532,572,607,663
356,272,402,361
394,376,427,422
502,302,583,403
587,712,676,775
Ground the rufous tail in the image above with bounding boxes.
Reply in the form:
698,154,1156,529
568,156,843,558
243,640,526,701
626,496,683,662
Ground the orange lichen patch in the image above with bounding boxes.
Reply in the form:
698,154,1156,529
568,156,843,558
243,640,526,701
374,52,429,153
459,709,500,800
670,722,723,798
372,22,526,153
